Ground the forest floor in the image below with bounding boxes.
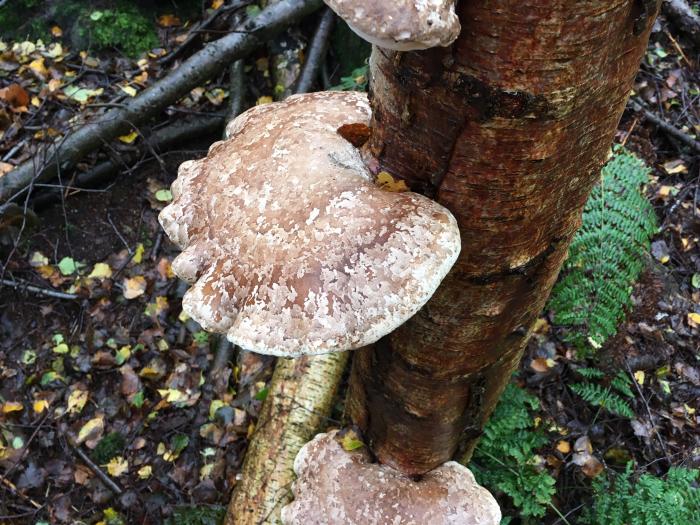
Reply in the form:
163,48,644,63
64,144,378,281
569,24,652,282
0,2,698,524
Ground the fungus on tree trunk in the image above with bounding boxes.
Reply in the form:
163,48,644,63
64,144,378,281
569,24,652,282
160,0,661,522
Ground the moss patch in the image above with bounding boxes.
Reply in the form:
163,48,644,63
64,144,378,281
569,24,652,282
80,3,159,57
91,431,126,464
164,505,226,525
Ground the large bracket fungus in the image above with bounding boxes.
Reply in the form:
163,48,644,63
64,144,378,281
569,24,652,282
281,431,501,525
159,91,460,357
323,0,460,51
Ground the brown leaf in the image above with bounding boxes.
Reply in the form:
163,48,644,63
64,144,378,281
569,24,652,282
337,123,371,148
0,83,29,109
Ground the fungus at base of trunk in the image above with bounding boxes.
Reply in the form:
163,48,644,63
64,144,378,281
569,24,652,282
281,430,501,525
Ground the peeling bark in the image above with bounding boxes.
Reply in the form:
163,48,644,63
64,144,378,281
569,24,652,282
347,0,661,475
226,353,348,525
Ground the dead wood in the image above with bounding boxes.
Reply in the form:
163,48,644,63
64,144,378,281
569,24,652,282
0,0,323,205
663,0,700,47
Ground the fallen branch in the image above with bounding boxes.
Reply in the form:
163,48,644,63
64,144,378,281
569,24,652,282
225,353,349,525
630,98,700,154
294,8,335,94
67,439,124,496
0,0,323,205
31,114,226,209
663,0,700,48
0,277,78,300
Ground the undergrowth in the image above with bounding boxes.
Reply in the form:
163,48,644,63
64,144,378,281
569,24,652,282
470,383,556,523
80,3,159,57
582,463,700,525
548,146,657,354
570,367,635,418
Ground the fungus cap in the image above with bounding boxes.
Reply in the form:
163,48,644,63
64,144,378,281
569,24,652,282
159,91,460,357
323,0,460,51
281,430,501,525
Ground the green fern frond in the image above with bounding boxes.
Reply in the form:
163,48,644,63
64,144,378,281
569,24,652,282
548,146,657,353
471,383,556,520
577,367,606,380
583,463,700,525
570,382,634,418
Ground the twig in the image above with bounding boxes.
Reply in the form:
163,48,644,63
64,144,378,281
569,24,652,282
0,0,324,204
0,278,78,300
67,439,124,496
294,8,336,94
630,98,700,154
0,478,42,509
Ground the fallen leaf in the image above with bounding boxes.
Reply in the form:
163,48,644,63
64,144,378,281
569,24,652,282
118,130,139,144
0,161,13,176
211,0,224,8
256,96,273,105
105,456,128,477
340,429,364,451
123,276,146,299
77,416,104,444
2,401,24,414
51,25,63,37
67,389,88,414
58,257,78,276
33,399,49,414
63,85,103,104
0,83,29,109
157,14,181,27
634,370,645,385
688,312,700,327
119,85,137,97
337,123,371,148
137,465,152,479
155,189,172,202
132,243,145,264
376,171,409,192
663,159,687,174
88,262,112,279
28,57,48,79
29,251,49,267
556,440,571,454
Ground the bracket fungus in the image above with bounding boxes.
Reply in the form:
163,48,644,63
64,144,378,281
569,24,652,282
322,0,460,51
281,431,501,525
159,91,460,357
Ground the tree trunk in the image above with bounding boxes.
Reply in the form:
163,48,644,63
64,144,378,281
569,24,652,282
226,353,348,525
346,0,661,476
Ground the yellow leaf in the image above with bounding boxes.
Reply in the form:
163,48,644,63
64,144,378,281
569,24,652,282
105,456,128,477
376,171,409,192
77,416,104,444
123,276,147,299
157,442,166,455
211,0,224,8
118,130,139,144
209,400,226,420
28,57,48,78
137,465,152,479
51,25,63,37
29,251,49,267
688,312,700,327
256,96,273,105
31,96,40,107
67,389,89,414
33,399,49,413
2,401,24,414
634,370,645,386
556,440,571,454
340,429,364,452
120,85,137,97
158,389,187,404
132,243,145,264
157,14,181,27
200,463,214,480
88,262,112,279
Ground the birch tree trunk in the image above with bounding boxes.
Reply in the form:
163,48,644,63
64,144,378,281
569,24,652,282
347,0,661,476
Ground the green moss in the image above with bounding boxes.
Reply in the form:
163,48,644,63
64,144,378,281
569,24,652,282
91,431,126,464
0,0,51,40
81,3,159,57
164,505,226,525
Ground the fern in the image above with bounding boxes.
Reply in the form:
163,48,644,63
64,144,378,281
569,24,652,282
548,147,657,353
582,463,700,525
471,383,556,522
570,368,635,418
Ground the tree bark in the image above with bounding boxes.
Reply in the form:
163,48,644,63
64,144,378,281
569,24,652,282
346,0,661,476
0,0,322,205
226,353,348,525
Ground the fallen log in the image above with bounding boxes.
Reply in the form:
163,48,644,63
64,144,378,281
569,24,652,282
0,0,323,205
663,0,700,47
225,353,349,525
